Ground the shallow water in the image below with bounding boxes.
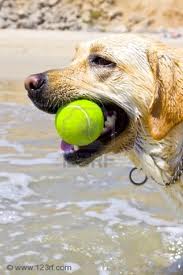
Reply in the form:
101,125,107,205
1,59,183,274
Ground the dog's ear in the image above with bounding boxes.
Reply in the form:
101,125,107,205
147,48,183,140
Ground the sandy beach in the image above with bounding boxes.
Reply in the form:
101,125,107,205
0,29,183,81
0,30,105,80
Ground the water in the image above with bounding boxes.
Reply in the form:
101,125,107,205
1,31,183,275
1,81,183,275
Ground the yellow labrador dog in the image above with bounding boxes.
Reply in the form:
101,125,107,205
25,34,183,188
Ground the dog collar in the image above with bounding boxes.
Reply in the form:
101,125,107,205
129,156,183,186
129,167,148,185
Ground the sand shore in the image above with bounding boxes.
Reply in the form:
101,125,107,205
0,29,183,80
0,30,103,80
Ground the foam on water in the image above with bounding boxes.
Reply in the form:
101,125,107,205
0,139,24,153
0,173,34,202
6,156,59,166
5,251,40,263
0,172,34,224
9,231,24,238
53,254,63,260
0,210,22,224
98,266,110,275
161,232,183,262
64,262,80,273
56,198,183,232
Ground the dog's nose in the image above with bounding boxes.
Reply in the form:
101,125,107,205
24,73,45,92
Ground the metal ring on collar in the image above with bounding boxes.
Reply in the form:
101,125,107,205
129,167,148,185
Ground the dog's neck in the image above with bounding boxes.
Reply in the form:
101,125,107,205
128,122,183,185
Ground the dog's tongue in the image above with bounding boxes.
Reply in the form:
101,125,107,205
60,140,74,152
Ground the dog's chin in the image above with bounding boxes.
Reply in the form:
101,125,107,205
28,94,59,114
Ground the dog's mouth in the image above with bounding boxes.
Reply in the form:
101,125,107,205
28,92,130,165
58,101,130,165
25,73,131,165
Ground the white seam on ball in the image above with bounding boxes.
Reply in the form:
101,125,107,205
66,106,92,142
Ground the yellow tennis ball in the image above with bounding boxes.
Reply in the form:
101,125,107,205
55,100,104,146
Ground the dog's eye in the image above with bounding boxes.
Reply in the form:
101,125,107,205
89,55,116,67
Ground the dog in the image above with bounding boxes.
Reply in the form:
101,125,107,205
24,34,183,189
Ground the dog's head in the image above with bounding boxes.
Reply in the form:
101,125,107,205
25,34,183,166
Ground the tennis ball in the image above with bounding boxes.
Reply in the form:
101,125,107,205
55,100,104,146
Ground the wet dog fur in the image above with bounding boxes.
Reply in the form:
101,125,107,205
25,34,183,187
